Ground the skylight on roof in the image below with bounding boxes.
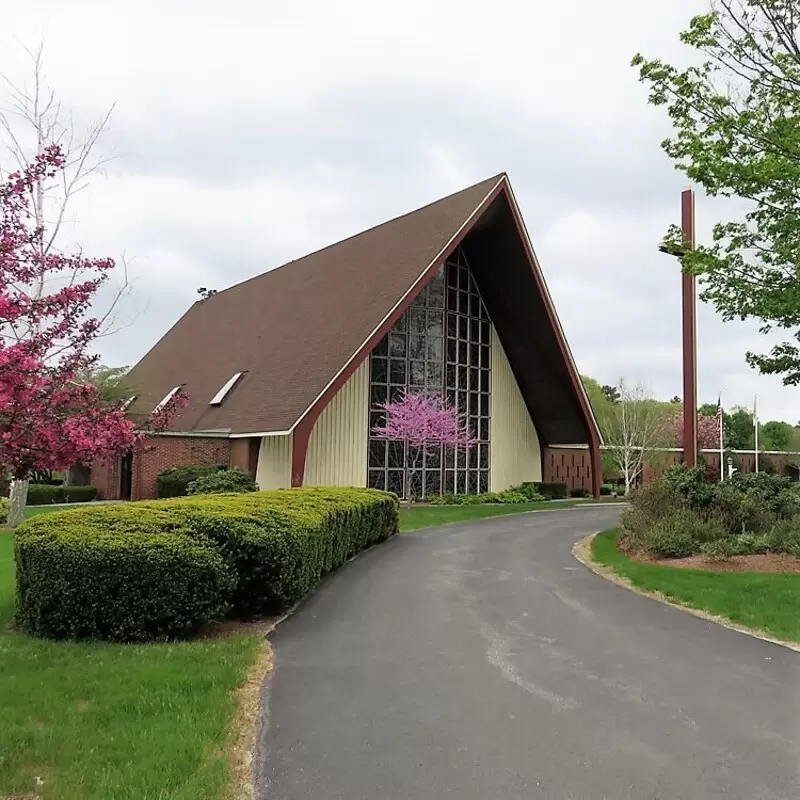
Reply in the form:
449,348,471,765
154,386,182,413
209,372,244,406
121,395,137,411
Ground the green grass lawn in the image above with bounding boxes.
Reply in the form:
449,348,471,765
0,530,262,800
591,529,800,643
398,498,619,531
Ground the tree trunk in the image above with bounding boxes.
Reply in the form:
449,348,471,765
8,478,29,528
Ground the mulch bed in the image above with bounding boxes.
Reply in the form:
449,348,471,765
196,616,279,639
646,553,800,573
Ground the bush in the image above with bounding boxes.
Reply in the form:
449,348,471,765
187,467,257,495
707,485,776,535
661,463,716,510
570,486,591,498
15,508,234,642
0,496,8,519
15,488,400,638
621,482,685,540
699,538,738,561
768,518,800,556
644,526,698,559
26,484,98,505
699,533,770,560
157,464,225,498
178,488,398,613
732,532,770,555
428,489,539,505
530,482,568,500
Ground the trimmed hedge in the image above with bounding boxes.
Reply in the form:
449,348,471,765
149,488,399,614
15,507,233,641
26,484,98,505
157,464,225,498
15,487,399,640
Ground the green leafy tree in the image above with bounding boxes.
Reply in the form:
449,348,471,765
724,407,755,450
761,419,794,450
633,1,800,384
76,365,132,405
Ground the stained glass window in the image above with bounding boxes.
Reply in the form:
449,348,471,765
368,246,491,497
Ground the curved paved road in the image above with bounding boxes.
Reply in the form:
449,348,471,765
255,507,800,799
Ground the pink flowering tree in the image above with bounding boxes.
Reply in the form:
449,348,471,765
371,390,476,504
672,410,721,451
0,147,185,526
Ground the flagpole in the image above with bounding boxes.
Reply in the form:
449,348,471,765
718,393,724,482
754,394,759,474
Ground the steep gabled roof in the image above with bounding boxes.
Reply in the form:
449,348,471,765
124,175,505,434
125,174,600,449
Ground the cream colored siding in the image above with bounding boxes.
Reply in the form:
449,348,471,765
304,359,369,487
490,329,542,490
255,434,291,489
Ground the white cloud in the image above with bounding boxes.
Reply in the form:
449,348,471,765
3,0,798,424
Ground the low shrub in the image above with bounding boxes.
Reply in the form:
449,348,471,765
570,486,591,498
522,482,567,500
15,487,400,638
428,489,540,505
699,538,738,561
699,533,770,560
732,532,770,555
187,467,257,495
26,484,98,505
620,482,685,543
636,508,710,559
707,485,776,535
0,496,8,519
644,527,698,559
768,518,800,557
15,508,234,642
157,464,224,498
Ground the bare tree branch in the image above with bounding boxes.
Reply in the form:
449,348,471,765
0,36,134,349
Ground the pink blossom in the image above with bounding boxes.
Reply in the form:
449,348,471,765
672,409,721,450
0,147,185,481
372,390,476,449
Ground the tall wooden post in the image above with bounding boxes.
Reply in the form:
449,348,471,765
681,188,698,467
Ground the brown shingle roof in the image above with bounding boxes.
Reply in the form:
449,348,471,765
124,174,505,434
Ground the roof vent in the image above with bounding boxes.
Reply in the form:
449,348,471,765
154,385,182,413
209,372,244,406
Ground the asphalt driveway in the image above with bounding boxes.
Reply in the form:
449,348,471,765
255,507,800,799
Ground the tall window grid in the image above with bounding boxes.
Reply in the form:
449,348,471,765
367,246,491,497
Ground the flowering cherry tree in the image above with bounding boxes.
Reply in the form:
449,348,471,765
672,409,721,451
372,390,476,504
0,147,184,526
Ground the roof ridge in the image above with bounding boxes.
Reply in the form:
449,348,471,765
202,173,506,302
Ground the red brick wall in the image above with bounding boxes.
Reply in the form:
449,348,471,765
132,436,231,500
543,447,593,492
91,456,120,500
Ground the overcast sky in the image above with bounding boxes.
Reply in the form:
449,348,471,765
4,0,797,424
